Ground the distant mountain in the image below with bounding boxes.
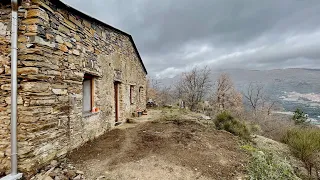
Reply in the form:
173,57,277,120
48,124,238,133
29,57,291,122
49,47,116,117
158,68,320,124
214,68,320,94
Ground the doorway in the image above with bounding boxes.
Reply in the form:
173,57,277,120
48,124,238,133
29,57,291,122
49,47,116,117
114,81,120,123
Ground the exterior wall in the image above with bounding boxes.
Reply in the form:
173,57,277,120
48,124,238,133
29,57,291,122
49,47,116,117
0,0,147,175
0,2,13,175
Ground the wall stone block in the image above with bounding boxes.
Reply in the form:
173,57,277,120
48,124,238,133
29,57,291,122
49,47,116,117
27,8,49,22
21,82,50,92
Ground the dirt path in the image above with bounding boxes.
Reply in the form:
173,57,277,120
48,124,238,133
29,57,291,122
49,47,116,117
68,110,248,180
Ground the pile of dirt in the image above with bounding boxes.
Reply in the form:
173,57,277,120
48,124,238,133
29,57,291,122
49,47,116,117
68,118,248,179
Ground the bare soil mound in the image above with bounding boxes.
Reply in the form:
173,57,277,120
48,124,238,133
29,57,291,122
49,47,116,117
68,118,248,180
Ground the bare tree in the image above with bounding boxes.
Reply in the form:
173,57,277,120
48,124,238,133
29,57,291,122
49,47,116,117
157,86,174,106
150,79,161,90
147,78,175,106
243,83,282,116
264,100,280,115
243,83,265,113
211,73,243,112
176,66,212,111
216,73,233,110
146,78,159,102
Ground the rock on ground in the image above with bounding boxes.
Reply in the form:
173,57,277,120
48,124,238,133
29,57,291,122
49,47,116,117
30,160,86,180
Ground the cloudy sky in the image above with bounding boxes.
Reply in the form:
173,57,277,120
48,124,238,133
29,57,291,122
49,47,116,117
62,0,320,78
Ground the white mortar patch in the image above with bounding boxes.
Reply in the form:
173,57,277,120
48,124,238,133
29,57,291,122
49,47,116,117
0,22,7,36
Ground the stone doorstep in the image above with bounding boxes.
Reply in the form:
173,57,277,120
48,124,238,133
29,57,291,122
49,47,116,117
115,121,123,126
0,173,23,180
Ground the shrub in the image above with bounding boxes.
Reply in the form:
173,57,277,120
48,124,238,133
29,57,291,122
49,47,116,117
292,108,308,125
282,127,320,178
248,150,300,180
248,123,262,134
240,111,295,142
214,111,251,140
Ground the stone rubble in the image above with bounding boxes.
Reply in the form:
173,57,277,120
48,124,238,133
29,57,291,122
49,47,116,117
30,160,86,180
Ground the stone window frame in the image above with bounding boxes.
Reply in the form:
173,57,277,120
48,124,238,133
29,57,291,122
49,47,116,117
82,73,95,114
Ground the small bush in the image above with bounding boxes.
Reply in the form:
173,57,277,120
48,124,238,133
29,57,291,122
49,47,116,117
248,123,262,134
292,108,308,125
248,150,300,180
214,111,251,140
282,127,320,178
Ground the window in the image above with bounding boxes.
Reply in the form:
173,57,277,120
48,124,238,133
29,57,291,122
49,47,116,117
83,74,94,113
139,87,143,103
130,85,135,104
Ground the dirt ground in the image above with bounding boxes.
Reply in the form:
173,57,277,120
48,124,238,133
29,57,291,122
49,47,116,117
68,110,248,180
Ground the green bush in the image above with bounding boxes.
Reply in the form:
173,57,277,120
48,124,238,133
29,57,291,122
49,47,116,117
248,150,300,180
214,111,251,140
292,108,308,125
282,127,320,177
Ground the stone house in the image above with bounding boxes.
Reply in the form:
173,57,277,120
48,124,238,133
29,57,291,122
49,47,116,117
0,0,147,175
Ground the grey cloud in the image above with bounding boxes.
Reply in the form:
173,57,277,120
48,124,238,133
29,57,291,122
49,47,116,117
62,0,320,78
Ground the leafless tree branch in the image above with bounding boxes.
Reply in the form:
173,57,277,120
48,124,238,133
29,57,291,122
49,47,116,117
176,66,212,111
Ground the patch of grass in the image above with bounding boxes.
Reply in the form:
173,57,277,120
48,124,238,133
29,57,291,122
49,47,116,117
159,114,181,122
241,144,257,152
152,108,184,124
282,127,320,178
214,111,251,140
247,150,300,180
178,108,190,114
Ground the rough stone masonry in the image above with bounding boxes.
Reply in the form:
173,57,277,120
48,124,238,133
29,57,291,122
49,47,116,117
0,0,147,176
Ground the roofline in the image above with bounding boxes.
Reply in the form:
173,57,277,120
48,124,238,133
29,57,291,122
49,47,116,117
55,0,148,75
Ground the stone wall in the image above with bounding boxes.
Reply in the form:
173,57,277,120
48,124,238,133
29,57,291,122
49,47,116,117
0,2,13,175
0,0,147,175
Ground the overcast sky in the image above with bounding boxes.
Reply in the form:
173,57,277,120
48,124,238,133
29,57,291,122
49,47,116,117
62,0,320,78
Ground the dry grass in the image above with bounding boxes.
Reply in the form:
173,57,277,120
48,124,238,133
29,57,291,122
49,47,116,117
239,112,295,142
